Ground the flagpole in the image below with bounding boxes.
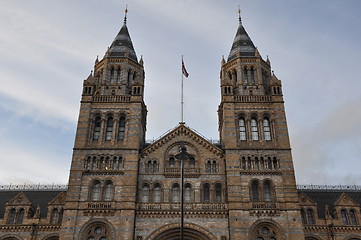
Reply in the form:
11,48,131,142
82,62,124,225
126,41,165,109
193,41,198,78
181,55,184,123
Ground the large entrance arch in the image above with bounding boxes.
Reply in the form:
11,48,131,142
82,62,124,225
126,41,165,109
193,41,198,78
147,223,216,240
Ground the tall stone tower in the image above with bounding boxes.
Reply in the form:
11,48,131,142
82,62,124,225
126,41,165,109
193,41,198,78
60,14,147,239
218,16,305,239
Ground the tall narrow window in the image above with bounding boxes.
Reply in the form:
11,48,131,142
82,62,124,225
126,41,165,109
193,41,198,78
142,184,150,202
189,157,195,168
212,161,217,173
58,209,63,224
93,117,101,140
172,184,180,202
307,209,315,224
118,116,126,140
239,117,247,140
147,161,152,173
341,209,349,225
264,181,272,201
16,208,24,224
206,161,211,173
267,157,273,170
105,117,113,141
92,157,97,170
91,181,101,201
110,67,114,82
250,67,255,84
51,209,59,224
152,161,157,173
251,181,259,201
203,183,210,202
104,180,113,201
242,157,246,170
350,210,357,225
251,118,259,141
301,209,307,224
116,67,121,82
169,157,175,167
117,157,123,169
154,184,161,202
185,183,192,202
7,208,16,224
243,68,248,83
215,183,222,202
263,118,272,140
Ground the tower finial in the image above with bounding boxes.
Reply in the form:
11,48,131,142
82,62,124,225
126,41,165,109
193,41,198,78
124,5,128,24
238,5,242,24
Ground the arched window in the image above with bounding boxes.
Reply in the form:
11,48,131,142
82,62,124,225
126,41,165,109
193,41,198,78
250,67,255,84
58,209,63,224
147,160,152,173
251,180,260,201
84,224,109,240
127,69,132,86
189,157,195,168
51,208,59,224
118,116,126,140
93,116,101,140
169,157,175,167
117,157,123,169
273,157,278,169
264,181,272,201
239,117,246,140
252,225,279,240
7,208,16,224
142,184,150,202
206,161,211,173
267,157,272,170
105,117,113,141
16,208,24,224
350,209,357,225
307,208,315,224
116,67,121,82
251,118,259,141
203,183,210,202
215,183,222,202
241,157,246,170
172,184,180,202
255,157,259,170
301,209,307,224
91,180,101,201
263,118,272,140
341,209,349,225
243,68,248,83
152,161,157,173
185,183,192,202
92,157,97,170
103,180,113,201
153,184,162,202
110,67,114,81
212,161,217,173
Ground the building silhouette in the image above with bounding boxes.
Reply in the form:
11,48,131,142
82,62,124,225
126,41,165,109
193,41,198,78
0,13,361,240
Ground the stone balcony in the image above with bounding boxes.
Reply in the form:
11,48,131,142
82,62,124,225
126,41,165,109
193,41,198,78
137,202,227,211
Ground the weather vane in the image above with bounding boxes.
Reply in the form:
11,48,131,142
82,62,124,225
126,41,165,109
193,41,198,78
124,5,128,24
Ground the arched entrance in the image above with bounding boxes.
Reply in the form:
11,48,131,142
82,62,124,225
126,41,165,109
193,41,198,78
153,227,209,240
147,223,215,240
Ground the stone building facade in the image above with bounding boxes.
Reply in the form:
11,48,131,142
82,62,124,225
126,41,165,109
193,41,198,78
1,14,361,240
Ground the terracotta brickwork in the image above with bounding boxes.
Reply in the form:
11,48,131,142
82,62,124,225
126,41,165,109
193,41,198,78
1,16,361,240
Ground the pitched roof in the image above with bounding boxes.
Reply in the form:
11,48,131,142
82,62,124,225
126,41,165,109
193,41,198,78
227,17,256,62
0,190,64,218
299,190,361,218
108,18,138,62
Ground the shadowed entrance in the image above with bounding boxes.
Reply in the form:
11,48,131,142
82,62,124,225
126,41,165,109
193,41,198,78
152,227,211,240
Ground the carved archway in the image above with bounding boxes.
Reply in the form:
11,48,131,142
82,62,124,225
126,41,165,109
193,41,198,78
146,223,216,240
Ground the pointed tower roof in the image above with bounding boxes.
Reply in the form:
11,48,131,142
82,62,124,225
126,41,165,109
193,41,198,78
108,10,138,62
227,13,256,62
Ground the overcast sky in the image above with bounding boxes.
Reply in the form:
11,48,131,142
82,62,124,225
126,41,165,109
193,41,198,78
0,0,360,186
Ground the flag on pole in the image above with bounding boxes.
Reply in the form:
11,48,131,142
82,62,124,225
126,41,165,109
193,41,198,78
182,60,189,78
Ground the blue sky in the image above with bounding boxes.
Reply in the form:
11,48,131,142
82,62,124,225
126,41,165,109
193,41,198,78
0,0,360,185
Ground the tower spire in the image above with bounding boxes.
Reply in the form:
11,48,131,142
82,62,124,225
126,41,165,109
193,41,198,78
238,5,242,25
124,5,128,25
